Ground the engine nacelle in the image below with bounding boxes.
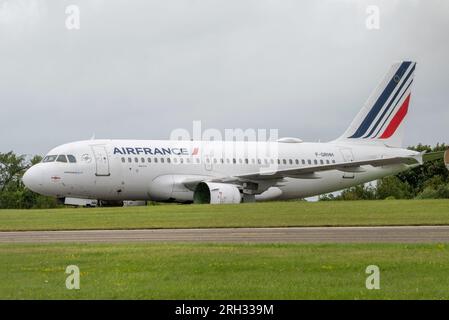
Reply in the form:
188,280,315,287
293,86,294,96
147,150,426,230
148,175,194,203
193,182,242,204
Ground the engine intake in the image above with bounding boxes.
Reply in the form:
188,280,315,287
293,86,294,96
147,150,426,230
193,182,241,204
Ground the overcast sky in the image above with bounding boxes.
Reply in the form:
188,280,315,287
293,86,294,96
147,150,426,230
1,0,448,156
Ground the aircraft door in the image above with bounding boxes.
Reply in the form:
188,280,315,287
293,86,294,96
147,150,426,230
91,145,110,176
340,148,355,179
204,150,213,171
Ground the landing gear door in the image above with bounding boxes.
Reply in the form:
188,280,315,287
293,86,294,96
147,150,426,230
91,145,110,176
340,148,355,179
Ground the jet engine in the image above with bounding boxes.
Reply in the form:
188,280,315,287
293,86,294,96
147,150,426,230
193,182,241,204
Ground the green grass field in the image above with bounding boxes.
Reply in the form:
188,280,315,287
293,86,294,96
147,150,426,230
2,200,449,299
0,200,448,231
1,243,448,299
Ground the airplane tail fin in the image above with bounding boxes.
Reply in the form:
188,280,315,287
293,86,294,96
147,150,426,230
336,61,416,148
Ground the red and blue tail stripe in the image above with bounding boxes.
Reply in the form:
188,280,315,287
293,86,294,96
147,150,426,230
365,64,415,138
372,77,413,138
348,61,415,140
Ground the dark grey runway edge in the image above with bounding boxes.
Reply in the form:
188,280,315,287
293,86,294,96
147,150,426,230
1,226,449,243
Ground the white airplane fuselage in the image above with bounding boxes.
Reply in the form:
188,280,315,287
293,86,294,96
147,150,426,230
23,139,418,203
23,62,428,204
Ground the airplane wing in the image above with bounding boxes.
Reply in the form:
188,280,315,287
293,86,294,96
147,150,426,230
422,150,446,163
182,153,435,191
234,156,421,181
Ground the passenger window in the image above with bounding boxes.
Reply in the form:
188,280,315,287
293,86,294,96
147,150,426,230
148,158,151,163
289,159,293,165
161,158,165,163
295,159,299,165
154,158,158,163
326,160,330,164
233,159,236,164
42,155,57,163
332,160,336,164
282,159,287,165
141,157,145,163
302,159,306,165
308,160,312,165
121,157,125,163
134,157,138,163
167,158,171,163
314,159,318,165
264,159,268,165
128,157,132,163
320,160,324,165
67,155,77,163
56,155,67,163
174,158,178,163
258,159,262,164
239,159,243,164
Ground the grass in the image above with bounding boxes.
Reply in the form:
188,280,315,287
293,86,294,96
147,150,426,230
0,200,449,231
0,242,448,299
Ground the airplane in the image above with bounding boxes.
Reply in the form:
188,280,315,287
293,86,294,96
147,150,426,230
22,61,447,205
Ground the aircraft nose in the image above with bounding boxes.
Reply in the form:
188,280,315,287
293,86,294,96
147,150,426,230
22,165,43,193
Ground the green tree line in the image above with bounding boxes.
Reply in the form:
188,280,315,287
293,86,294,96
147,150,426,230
0,152,59,209
320,143,449,201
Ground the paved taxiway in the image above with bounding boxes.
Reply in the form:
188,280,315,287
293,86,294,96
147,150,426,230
0,226,449,243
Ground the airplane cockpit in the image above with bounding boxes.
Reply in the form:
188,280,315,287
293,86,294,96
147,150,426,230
42,154,78,163
23,151,86,198
23,141,113,200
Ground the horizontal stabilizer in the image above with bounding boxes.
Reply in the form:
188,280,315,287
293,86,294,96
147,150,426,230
422,150,446,163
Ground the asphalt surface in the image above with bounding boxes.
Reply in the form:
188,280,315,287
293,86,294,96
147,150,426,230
0,226,449,243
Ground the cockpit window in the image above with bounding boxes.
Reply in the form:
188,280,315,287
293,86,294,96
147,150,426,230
56,155,68,163
67,155,77,163
42,155,57,163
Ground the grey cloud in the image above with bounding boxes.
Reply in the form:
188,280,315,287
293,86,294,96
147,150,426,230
0,0,448,155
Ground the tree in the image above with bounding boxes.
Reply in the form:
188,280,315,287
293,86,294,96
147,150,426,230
376,176,413,200
397,143,449,198
0,152,28,192
0,152,58,209
327,184,377,201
